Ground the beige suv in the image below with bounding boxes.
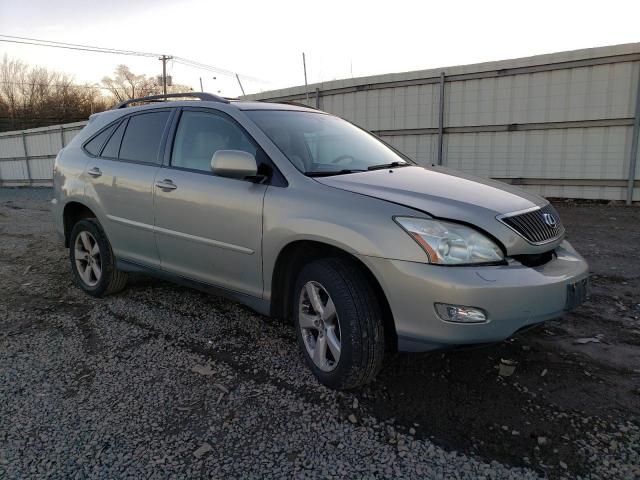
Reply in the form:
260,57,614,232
52,93,589,389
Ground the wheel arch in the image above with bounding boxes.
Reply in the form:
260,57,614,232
63,201,97,247
269,239,397,352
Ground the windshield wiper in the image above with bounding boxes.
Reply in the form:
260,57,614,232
305,169,366,177
367,161,410,171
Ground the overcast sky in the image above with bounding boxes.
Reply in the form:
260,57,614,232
1,0,639,97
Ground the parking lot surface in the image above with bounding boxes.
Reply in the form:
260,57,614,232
1,188,639,479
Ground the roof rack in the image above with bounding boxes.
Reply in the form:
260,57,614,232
114,92,229,109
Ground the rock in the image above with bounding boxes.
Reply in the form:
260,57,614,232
498,359,517,377
541,369,548,377
574,337,600,345
348,414,357,424
213,383,229,394
409,428,416,435
193,443,213,458
537,436,549,446
352,398,359,409
559,461,568,470
191,364,215,376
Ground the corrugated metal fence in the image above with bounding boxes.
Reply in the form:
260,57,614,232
245,43,640,203
0,122,86,186
1,43,639,202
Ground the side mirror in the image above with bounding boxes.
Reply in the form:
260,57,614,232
211,150,258,180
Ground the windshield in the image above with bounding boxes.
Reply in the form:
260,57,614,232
245,110,414,175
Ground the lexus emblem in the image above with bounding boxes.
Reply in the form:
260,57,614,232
542,213,557,228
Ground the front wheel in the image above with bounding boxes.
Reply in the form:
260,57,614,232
293,258,385,390
69,219,127,297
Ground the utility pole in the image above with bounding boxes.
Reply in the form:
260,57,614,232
199,77,204,92
159,54,173,95
302,52,309,102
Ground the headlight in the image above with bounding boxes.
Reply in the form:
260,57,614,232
394,217,504,265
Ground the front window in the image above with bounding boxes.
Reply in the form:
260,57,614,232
172,110,257,172
246,110,413,175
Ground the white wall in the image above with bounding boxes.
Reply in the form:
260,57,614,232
246,42,640,201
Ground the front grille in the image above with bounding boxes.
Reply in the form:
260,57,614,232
498,204,564,244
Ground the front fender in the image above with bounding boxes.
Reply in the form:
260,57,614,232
262,182,429,299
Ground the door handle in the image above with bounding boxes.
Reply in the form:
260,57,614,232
155,179,177,191
87,167,102,178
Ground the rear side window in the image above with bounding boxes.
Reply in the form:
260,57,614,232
119,111,170,164
101,119,127,158
84,124,116,156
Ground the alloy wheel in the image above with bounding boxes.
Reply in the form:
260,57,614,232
298,281,342,372
74,231,102,287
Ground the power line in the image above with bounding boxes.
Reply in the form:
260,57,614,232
0,34,266,88
0,80,111,90
0,34,267,84
0,34,159,57
172,57,265,83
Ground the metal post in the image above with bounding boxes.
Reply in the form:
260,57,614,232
315,88,320,109
627,66,640,205
21,132,32,186
437,71,446,165
235,74,246,96
302,52,309,103
59,125,65,149
199,77,204,93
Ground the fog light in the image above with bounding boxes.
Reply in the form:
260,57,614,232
435,303,487,323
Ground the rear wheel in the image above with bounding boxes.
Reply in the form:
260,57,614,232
293,258,385,389
69,219,127,297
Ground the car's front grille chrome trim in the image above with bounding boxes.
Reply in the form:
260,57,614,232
497,204,565,245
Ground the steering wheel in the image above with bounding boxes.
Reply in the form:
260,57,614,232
330,154,355,165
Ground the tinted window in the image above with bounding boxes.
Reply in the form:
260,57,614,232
84,124,116,156
101,119,127,158
172,111,257,172
119,111,170,164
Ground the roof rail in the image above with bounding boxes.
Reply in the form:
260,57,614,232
271,100,319,111
114,92,229,109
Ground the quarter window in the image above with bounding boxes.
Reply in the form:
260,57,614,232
84,124,116,156
119,111,170,164
171,111,257,172
101,119,127,158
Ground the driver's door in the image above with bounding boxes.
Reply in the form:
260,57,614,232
153,108,267,298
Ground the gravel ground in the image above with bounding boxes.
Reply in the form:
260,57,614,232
0,187,639,479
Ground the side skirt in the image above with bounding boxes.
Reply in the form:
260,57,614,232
116,258,271,317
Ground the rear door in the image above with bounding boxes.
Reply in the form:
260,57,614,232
153,108,267,297
83,109,172,266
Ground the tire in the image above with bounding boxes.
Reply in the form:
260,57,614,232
69,218,127,297
293,257,385,390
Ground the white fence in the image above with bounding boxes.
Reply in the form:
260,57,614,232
246,43,640,203
0,122,86,186
1,43,639,202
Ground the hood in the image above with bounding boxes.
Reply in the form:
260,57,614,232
314,166,558,254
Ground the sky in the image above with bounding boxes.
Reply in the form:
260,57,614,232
0,0,639,97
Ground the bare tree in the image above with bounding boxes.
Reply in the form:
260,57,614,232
0,58,194,131
0,55,108,131
101,64,192,103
